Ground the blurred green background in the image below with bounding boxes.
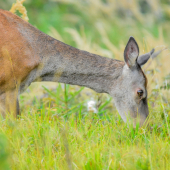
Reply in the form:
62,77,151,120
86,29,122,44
1,0,170,48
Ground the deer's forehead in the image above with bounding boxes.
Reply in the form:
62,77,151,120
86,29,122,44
122,64,146,85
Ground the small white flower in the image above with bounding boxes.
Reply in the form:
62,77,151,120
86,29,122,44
87,100,98,113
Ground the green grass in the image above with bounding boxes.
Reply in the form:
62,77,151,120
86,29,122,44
0,83,170,170
1,0,170,169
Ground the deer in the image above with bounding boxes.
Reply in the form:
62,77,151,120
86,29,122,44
0,9,161,127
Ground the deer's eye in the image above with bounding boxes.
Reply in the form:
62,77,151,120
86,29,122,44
137,89,143,98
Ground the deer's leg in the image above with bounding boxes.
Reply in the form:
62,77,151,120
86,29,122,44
0,89,20,118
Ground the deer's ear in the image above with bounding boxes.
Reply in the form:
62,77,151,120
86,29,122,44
124,37,139,68
137,49,155,66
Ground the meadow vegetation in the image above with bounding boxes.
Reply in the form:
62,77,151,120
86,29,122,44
1,0,170,169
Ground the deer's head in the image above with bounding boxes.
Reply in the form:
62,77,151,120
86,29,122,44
111,37,154,127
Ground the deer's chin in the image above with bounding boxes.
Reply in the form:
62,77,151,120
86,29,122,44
126,109,149,128
116,107,148,128
132,116,148,128
114,96,149,127
120,116,147,128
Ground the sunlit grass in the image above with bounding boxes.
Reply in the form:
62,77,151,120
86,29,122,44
1,95,170,170
0,82,169,170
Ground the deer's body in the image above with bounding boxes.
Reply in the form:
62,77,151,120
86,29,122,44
0,9,156,126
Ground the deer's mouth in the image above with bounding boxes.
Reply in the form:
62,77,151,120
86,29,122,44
130,99,149,127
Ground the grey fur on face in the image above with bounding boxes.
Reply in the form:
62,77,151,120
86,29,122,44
110,37,149,126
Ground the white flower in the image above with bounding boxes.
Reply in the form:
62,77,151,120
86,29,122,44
87,100,98,113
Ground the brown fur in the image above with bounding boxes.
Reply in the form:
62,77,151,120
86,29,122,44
0,9,40,92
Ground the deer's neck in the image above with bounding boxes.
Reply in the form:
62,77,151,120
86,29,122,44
29,33,124,94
